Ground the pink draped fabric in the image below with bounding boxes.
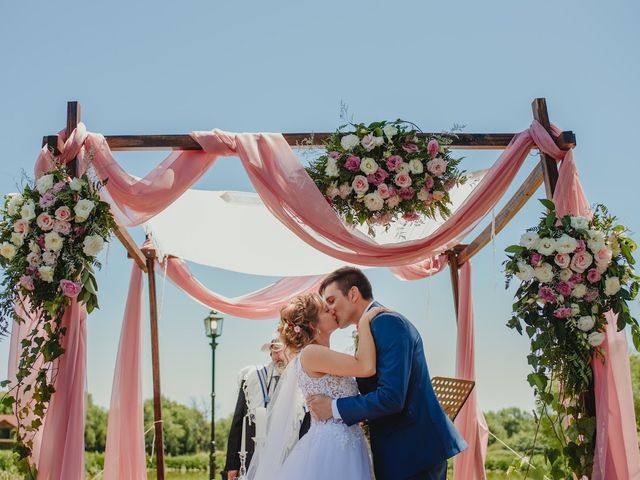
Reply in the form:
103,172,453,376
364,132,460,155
453,262,489,479
552,154,640,478
390,253,449,280
103,265,147,480
161,257,323,319
37,300,87,480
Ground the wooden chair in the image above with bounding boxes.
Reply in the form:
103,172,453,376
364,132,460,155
431,376,475,421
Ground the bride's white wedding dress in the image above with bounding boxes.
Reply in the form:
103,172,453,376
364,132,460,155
276,355,374,479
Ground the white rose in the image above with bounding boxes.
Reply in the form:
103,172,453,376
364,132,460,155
325,158,340,177
10,232,24,247
604,276,621,296
577,316,595,332
587,331,605,347
536,237,557,256
42,251,58,266
373,136,384,147
408,159,424,174
0,242,16,260
83,234,105,257
44,231,64,252
29,240,41,254
340,134,360,151
6,193,24,216
35,174,54,194
74,199,96,222
572,283,587,298
559,269,573,281
608,234,621,256
360,133,383,151
520,232,540,249
570,216,589,230
515,262,535,282
432,191,445,201
570,304,580,316
555,234,578,254
20,201,36,221
363,192,384,212
26,251,41,266
360,158,379,175
38,266,54,283
587,230,606,252
69,178,84,192
534,263,554,283
383,124,398,139
325,182,340,199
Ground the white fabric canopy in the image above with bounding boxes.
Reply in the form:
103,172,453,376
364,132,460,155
143,170,486,276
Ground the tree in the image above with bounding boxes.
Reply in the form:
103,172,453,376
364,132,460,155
630,354,640,434
84,394,108,452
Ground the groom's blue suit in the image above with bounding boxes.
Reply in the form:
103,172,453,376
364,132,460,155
336,304,467,480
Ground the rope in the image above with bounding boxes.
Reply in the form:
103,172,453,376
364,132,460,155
487,429,551,479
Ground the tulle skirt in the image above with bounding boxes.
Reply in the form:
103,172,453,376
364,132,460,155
277,420,374,479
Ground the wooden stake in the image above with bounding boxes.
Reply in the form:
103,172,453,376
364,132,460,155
532,98,560,198
143,247,166,480
65,101,81,177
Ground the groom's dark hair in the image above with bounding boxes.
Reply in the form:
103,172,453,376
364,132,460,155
319,267,373,300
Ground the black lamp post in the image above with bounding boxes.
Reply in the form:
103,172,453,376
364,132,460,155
204,310,224,480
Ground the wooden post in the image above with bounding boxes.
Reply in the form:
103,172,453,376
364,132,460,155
65,101,81,177
143,246,166,480
448,251,460,321
532,98,560,199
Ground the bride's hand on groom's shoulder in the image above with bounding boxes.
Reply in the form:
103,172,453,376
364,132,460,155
360,306,391,324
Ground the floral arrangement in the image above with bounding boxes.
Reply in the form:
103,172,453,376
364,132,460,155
0,162,116,473
305,120,465,231
504,199,639,477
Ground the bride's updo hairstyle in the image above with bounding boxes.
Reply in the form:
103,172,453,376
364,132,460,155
278,293,322,351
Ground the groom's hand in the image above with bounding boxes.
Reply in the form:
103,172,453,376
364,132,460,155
307,394,333,421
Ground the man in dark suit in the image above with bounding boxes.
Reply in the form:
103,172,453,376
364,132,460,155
308,267,467,480
223,336,311,480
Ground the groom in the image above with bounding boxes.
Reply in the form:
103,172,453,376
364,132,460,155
307,267,467,480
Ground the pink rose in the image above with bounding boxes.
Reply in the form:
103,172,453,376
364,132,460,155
36,213,55,231
399,187,415,200
432,191,445,202
60,279,82,298
55,206,72,221
328,151,341,160
53,220,72,235
427,139,440,157
586,268,602,284
386,155,404,171
377,183,391,199
19,275,34,291
13,219,29,234
39,192,55,209
352,175,370,195
575,239,586,252
554,253,570,269
325,184,339,199
570,251,593,273
394,173,412,188
373,212,393,225
569,272,584,284
530,252,543,267
73,226,87,237
367,168,389,186
426,157,448,176
402,211,420,221
423,175,435,190
595,247,613,265
538,286,556,303
555,281,573,296
553,307,573,319
402,143,419,154
344,155,361,172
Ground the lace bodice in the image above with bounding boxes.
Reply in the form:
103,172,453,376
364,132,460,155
295,353,360,401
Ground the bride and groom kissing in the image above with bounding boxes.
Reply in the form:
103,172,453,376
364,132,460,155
247,267,467,480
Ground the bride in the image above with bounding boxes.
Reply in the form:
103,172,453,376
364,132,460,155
247,292,386,480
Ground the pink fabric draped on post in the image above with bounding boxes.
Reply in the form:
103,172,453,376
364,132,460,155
453,262,489,480
103,265,147,480
551,154,640,479
36,300,87,480
161,257,323,319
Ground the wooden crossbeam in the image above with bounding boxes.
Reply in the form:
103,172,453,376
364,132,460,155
101,131,576,151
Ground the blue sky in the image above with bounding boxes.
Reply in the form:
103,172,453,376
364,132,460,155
1,0,639,420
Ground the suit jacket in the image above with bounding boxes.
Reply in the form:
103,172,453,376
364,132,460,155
336,305,467,480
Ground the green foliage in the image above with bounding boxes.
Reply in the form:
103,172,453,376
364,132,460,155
84,394,107,452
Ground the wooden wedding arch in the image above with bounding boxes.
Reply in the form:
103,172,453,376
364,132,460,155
42,98,575,479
